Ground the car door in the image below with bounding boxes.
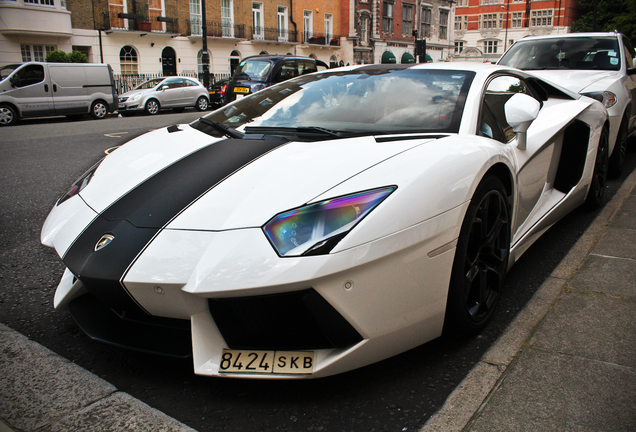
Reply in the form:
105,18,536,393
182,78,201,106
158,77,186,107
479,75,562,244
9,63,53,117
48,65,89,115
621,35,636,133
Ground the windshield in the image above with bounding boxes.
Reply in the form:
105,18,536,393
499,36,621,71
1,64,21,81
134,78,165,90
234,60,272,81
202,67,474,135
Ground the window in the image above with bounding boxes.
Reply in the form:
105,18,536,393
304,10,313,42
252,2,264,39
148,0,163,32
221,0,233,37
24,0,55,5
455,15,467,31
383,2,394,34
439,9,449,39
13,64,45,87
198,50,211,75
360,15,369,44
531,10,553,27
623,36,635,69
484,40,498,54
480,0,501,4
455,41,464,54
325,13,333,42
482,14,501,29
109,0,126,29
20,44,56,62
120,46,138,75
403,4,413,37
278,6,288,41
480,76,530,142
421,7,431,37
189,0,201,35
512,12,523,28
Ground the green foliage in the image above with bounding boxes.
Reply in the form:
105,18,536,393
68,50,88,63
570,0,636,43
45,50,68,63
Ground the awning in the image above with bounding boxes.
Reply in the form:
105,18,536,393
401,52,415,64
425,54,433,63
381,51,396,64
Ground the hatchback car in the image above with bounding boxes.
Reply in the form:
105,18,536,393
118,76,209,115
208,78,230,108
498,32,636,176
224,55,328,104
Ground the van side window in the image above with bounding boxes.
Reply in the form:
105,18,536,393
15,64,45,88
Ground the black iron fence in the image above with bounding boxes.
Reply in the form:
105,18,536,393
186,19,246,39
114,72,231,94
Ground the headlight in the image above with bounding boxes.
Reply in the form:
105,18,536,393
130,93,143,101
582,91,617,108
57,158,104,206
263,186,396,257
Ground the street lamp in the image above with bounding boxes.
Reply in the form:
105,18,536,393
501,2,509,53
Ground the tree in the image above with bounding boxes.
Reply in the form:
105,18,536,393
570,0,636,43
67,50,88,63
45,50,68,62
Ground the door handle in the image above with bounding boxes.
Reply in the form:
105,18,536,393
53,84,57,92
44,84,48,92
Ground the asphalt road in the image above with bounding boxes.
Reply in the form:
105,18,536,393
1,111,635,432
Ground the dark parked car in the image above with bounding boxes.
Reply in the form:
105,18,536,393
224,55,328,104
208,78,230,108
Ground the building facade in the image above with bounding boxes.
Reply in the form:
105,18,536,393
453,0,579,63
0,0,344,78
340,0,456,66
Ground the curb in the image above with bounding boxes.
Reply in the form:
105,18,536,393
420,167,636,432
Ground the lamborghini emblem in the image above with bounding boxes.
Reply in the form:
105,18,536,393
94,234,115,251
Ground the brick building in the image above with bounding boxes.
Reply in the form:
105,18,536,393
453,0,579,62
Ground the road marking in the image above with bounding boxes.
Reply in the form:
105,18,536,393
104,132,129,138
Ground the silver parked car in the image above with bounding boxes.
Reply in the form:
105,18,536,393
118,76,209,116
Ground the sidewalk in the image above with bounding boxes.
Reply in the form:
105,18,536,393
422,167,636,432
1,171,634,432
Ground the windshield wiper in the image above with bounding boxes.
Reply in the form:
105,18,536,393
243,126,351,138
197,117,244,139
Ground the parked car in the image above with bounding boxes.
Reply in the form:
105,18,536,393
0,62,118,126
118,76,209,115
498,31,636,176
224,55,328,104
208,78,230,108
42,63,608,378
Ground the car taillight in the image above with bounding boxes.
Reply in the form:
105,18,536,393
220,84,227,98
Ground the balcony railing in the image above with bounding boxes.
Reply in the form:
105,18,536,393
186,19,245,39
303,33,340,46
249,27,298,43
101,12,178,33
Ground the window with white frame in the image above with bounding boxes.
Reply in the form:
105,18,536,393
439,9,448,39
325,13,333,42
455,15,468,31
252,2,264,39
483,40,498,54
512,12,523,28
360,14,369,44
21,44,56,62
119,46,138,75
109,0,126,29
531,10,553,27
189,0,201,35
221,0,233,37
455,41,464,54
481,0,501,4
403,4,413,37
198,49,211,75
24,0,55,6
382,1,394,34
421,7,431,37
148,0,163,32
278,6,288,41
304,10,313,41
481,13,502,29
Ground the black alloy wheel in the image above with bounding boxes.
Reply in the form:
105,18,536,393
444,175,511,336
586,126,609,209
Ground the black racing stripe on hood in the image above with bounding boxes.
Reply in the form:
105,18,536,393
63,137,287,315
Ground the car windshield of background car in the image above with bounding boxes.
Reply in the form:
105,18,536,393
205,68,475,135
499,36,621,71
236,60,272,81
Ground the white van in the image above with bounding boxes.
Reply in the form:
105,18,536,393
0,62,118,126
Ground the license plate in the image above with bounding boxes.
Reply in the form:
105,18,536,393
209,90,216,94
234,86,250,94
219,349,314,374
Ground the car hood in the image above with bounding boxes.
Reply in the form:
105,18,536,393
79,125,435,231
529,70,619,94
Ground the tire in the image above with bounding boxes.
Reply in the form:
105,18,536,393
443,176,511,337
145,99,160,115
196,96,209,111
0,104,18,126
586,126,610,209
90,100,108,119
608,114,629,178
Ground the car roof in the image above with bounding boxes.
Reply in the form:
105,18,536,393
519,32,622,41
240,55,321,63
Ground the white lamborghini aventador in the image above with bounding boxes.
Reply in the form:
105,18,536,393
41,62,608,378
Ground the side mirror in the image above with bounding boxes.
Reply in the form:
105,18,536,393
161,85,169,91
504,93,540,150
